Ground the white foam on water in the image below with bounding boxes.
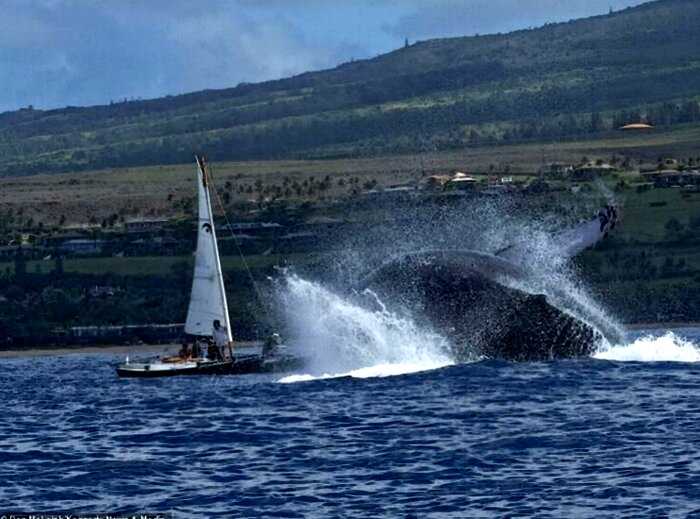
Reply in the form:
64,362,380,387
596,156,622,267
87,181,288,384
278,361,450,384
276,275,454,383
594,331,700,362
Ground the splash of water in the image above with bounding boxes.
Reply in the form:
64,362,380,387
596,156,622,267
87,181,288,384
276,274,454,382
504,266,626,347
492,224,625,346
595,332,700,362
278,363,446,384
272,195,643,375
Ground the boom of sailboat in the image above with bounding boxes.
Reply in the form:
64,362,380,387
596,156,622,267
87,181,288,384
116,155,302,378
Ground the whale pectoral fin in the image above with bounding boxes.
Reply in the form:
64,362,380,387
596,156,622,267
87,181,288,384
552,203,621,258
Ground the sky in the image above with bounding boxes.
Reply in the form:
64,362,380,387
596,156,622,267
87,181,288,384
1,0,648,113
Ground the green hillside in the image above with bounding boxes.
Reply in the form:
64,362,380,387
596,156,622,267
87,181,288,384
2,0,700,177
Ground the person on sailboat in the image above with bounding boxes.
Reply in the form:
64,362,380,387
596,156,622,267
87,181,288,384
212,320,230,359
178,342,191,359
262,332,282,358
207,342,222,361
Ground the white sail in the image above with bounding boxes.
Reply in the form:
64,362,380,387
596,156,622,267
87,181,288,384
184,156,233,342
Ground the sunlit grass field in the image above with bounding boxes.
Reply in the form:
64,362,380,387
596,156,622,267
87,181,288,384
2,122,699,228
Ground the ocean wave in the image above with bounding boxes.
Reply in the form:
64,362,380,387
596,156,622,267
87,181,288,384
277,360,453,384
594,331,700,362
4,328,700,516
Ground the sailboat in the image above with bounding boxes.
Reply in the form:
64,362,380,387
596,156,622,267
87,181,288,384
116,156,300,378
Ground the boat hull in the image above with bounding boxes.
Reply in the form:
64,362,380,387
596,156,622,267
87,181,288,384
116,354,303,378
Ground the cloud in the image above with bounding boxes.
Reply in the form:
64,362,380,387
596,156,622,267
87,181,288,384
0,0,368,112
383,0,648,40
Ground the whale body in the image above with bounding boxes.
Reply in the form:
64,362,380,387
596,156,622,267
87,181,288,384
362,250,606,361
358,206,623,362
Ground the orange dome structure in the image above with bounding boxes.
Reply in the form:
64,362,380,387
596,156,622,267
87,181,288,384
620,123,654,130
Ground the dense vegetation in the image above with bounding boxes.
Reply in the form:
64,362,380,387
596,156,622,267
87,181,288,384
0,266,268,345
3,180,700,346
2,0,700,177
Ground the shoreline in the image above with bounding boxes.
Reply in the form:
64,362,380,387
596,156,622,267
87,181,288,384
0,343,179,359
0,341,263,359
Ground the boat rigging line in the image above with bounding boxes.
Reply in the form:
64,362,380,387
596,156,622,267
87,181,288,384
205,160,273,326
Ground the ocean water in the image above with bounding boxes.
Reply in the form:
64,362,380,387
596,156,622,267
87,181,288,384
2,327,700,518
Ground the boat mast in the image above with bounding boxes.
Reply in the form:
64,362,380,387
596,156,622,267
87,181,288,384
195,155,233,342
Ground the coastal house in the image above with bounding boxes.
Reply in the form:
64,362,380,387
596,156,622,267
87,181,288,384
639,158,681,175
445,173,478,192
124,218,169,234
540,163,574,178
658,158,681,171
642,170,700,188
59,238,105,255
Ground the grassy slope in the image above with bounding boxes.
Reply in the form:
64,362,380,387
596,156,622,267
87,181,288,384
620,189,700,241
2,123,699,227
1,0,699,176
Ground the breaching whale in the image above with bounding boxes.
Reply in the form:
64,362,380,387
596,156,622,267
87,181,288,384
359,206,623,362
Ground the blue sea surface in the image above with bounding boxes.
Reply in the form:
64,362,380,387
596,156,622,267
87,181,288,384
2,328,700,517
